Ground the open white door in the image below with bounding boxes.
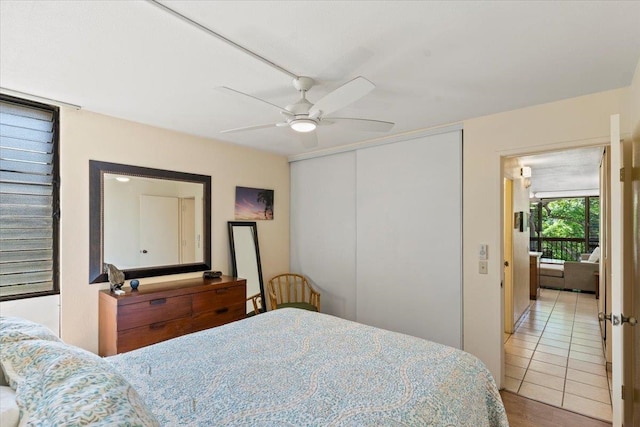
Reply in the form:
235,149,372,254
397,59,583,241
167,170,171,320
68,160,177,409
631,133,640,427
609,114,623,427
609,114,637,426
503,178,514,333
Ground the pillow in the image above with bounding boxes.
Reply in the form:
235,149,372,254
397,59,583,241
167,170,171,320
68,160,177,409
587,246,601,263
1,339,77,389
1,339,160,426
0,317,61,345
0,317,61,390
0,386,19,427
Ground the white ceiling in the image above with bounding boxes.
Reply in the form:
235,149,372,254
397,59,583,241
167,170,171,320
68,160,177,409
518,147,604,198
1,1,639,158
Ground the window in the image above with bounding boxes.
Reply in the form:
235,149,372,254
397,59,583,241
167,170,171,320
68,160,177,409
529,196,599,261
0,95,59,299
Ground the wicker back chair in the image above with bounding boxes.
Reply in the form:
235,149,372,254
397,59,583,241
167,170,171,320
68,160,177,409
267,273,320,312
246,293,262,317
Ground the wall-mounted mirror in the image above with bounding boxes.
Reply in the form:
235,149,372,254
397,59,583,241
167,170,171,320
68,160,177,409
228,221,266,314
89,161,211,283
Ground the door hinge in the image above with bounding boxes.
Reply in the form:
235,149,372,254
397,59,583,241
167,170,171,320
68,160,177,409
621,384,625,399
620,167,625,182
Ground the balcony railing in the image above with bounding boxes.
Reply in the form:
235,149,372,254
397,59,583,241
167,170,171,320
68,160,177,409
529,237,599,261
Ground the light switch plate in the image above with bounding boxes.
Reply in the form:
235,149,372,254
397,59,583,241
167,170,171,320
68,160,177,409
479,244,488,260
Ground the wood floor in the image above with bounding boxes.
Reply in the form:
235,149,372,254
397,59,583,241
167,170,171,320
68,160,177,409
501,391,612,427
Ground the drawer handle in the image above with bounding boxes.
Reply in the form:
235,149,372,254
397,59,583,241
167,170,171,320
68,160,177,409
215,307,229,314
149,322,166,330
150,298,166,306
215,288,228,294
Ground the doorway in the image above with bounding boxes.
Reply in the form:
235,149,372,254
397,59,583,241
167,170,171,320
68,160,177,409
501,146,613,422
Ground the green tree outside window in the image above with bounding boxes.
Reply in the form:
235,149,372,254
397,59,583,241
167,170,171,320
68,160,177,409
530,197,599,261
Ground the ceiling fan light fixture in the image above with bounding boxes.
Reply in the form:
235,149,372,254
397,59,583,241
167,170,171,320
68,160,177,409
290,119,317,133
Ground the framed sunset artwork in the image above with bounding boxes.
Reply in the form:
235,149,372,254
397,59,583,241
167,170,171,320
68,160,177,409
235,186,274,220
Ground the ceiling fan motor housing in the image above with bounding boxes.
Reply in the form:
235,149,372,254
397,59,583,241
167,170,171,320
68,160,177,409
293,76,315,92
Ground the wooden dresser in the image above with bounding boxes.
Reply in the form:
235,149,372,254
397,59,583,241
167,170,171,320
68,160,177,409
98,276,246,356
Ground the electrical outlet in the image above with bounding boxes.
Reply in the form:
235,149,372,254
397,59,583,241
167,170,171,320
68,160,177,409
479,261,488,274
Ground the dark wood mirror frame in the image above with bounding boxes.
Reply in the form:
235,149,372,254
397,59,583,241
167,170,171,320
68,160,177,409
89,160,211,284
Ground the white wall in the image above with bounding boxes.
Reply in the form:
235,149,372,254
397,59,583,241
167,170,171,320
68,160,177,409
55,109,290,353
0,295,60,336
463,87,630,386
632,59,640,140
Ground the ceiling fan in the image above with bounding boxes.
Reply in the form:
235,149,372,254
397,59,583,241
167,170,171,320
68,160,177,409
218,76,394,148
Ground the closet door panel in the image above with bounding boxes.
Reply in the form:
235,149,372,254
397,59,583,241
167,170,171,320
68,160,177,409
290,152,357,320
356,131,462,348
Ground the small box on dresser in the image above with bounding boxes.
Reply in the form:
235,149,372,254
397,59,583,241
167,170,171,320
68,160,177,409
99,276,246,356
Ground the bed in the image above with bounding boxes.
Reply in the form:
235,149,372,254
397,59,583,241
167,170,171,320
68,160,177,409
1,309,508,426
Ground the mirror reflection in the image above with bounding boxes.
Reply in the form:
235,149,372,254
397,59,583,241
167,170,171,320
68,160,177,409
89,161,211,284
228,221,266,314
103,174,204,269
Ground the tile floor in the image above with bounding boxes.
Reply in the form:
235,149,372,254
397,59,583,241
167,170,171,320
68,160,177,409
504,288,612,422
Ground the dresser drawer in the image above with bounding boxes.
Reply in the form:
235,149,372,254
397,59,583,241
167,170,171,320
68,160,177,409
192,285,245,312
190,303,245,333
118,317,191,353
118,294,192,331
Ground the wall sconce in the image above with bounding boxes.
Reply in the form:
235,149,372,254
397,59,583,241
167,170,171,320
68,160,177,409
521,166,532,188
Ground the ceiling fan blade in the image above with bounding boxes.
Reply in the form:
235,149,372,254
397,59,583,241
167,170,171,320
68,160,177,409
220,122,280,134
298,131,318,148
323,117,395,132
308,76,375,118
216,86,291,115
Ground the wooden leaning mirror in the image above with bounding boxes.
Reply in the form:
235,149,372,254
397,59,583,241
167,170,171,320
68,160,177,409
228,221,266,315
89,160,211,283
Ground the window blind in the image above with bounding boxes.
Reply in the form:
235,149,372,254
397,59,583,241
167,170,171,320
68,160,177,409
0,97,59,299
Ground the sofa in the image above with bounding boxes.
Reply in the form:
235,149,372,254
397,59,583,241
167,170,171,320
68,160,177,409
539,248,600,294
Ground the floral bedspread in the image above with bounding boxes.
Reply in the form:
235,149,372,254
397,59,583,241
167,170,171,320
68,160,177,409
107,309,508,426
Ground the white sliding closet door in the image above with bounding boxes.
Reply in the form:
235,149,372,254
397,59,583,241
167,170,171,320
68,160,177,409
356,131,462,348
290,152,357,320
290,129,462,348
